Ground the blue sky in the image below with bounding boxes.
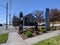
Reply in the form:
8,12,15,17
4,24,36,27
0,0,60,24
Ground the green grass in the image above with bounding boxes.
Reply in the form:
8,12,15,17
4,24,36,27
33,35,60,45
0,33,9,44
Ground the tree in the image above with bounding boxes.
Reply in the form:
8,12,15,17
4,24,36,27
49,9,59,26
50,9,60,21
32,10,43,25
19,12,23,19
12,15,19,26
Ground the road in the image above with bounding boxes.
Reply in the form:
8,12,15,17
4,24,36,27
0,25,18,34
0,24,60,34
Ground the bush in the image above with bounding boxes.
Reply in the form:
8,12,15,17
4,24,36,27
41,27,45,29
40,29,46,33
40,26,45,30
50,26,56,31
25,31,32,37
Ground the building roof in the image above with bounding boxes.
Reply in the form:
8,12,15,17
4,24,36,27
24,13,37,22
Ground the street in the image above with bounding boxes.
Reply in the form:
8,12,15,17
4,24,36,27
0,25,18,34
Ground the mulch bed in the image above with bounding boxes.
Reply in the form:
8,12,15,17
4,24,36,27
19,30,55,40
19,32,41,40
19,26,60,40
20,33,27,40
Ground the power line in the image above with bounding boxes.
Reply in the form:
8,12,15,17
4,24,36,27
9,0,12,25
9,0,12,13
0,4,6,8
0,0,8,29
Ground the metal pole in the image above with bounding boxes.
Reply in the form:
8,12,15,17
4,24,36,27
6,2,8,29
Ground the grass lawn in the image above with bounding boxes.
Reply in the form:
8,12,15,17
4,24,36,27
0,33,9,44
33,35,60,45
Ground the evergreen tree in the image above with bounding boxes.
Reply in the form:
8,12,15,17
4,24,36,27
19,12,23,19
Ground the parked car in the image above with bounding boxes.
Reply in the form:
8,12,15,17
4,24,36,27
0,24,3,26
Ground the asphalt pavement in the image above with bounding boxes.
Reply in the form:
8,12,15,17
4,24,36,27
0,25,18,34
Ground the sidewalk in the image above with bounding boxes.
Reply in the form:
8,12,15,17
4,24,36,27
1,30,60,45
25,30,60,45
6,32,31,45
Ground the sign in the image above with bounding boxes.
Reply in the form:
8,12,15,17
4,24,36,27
45,8,50,30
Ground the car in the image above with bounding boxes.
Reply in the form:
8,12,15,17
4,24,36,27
0,24,3,26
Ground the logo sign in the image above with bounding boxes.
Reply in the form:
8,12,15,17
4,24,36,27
45,8,50,30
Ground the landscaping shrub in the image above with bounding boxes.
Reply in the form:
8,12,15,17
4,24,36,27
41,27,45,29
25,31,32,37
50,26,56,31
40,26,45,30
40,29,46,33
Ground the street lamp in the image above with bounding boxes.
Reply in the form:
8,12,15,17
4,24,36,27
0,2,8,29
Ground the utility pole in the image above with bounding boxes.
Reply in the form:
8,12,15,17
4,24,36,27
0,0,8,29
9,14,11,25
6,2,8,29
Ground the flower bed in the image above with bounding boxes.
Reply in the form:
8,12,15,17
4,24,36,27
19,26,56,40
